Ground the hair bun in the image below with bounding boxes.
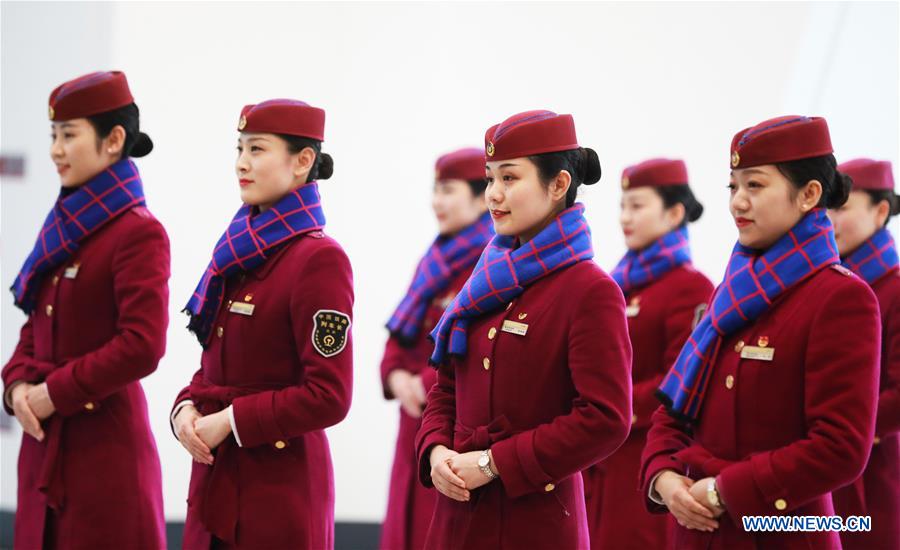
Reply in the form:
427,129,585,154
827,171,852,209
318,152,334,180
686,197,704,222
131,132,153,158
581,147,601,185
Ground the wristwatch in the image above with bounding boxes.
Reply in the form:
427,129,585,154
478,450,497,480
707,478,724,509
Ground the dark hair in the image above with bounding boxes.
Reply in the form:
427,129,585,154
775,154,850,209
86,103,153,158
466,178,488,196
528,147,602,207
653,185,704,226
863,189,900,227
277,134,333,182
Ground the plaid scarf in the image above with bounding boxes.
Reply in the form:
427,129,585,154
387,211,493,346
11,159,146,314
611,226,692,294
429,204,594,366
842,228,899,286
658,209,839,423
185,183,326,344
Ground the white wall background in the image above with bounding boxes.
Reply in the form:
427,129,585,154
2,1,897,523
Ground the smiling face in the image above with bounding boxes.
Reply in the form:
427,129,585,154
485,157,570,243
828,190,890,256
619,187,685,250
49,119,124,187
728,164,822,249
235,132,315,211
432,179,487,235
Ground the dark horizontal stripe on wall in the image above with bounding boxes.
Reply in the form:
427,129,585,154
0,511,380,550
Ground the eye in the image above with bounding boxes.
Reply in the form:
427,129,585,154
63,133,75,139
236,146,243,153
250,146,262,152
748,180,762,189
726,183,736,192
502,175,514,182
486,176,494,184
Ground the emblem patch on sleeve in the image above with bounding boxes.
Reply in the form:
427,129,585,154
312,309,351,357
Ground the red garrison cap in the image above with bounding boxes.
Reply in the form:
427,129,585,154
484,110,579,161
839,158,895,192
621,158,689,190
435,148,486,182
48,71,134,121
730,115,833,169
238,99,325,141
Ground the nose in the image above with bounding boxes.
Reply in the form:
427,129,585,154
235,149,250,175
486,179,503,207
49,135,63,160
730,186,750,214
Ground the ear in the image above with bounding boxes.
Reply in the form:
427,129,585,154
665,202,686,228
798,179,824,212
293,146,317,180
104,125,126,156
874,198,891,227
548,170,572,203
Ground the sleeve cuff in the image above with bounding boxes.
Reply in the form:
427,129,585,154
45,365,96,417
4,380,26,413
648,471,667,505
228,404,242,447
491,431,555,498
170,399,194,438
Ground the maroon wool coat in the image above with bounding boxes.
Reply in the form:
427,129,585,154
173,231,354,550
833,267,900,550
2,206,169,550
585,264,713,550
640,265,881,550
415,260,633,550
379,270,470,550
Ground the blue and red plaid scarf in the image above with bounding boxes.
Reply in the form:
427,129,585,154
184,183,326,344
658,209,839,423
387,211,493,346
842,228,899,286
11,159,146,314
429,204,594,366
611,226,692,294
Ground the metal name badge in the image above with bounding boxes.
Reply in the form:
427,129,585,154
63,264,80,279
625,305,641,318
501,320,528,336
740,346,775,361
229,301,255,316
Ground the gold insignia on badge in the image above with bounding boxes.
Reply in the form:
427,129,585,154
486,141,495,157
692,303,707,330
757,336,769,348
621,176,630,190
48,105,55,120
312,309,351,357
238,115,247,130
244,293,254,302
731,151,740,168
626,296,641,318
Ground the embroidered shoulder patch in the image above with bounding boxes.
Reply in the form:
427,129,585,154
312,309,351,357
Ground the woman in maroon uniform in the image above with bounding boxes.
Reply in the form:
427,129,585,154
416,110,633,549
2,70,168,549
380,147,491,550
585,158,713,549
641,116,881,549
171,99,353,549
829,158,899,550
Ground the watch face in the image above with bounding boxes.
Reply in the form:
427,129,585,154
478,455,489,467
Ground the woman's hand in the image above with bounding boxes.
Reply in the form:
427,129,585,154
11,383,44,441
193,408,233,455
389,370,426,418
654,470,720,532
25,383,55,421
174,404,214,465
448,450,497,491
689,476,726,518
429,445,470,501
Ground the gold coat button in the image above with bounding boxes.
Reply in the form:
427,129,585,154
45,305,53,317
483,357,491,370
874,436,881,445
631,414,638,425
775,498,787,511
84,402,95,411
544,483,555,492
488,327,497,340
734,340,745,353
274,440,286,449
725,375,735,389
217,326,224,338
52,275,60,286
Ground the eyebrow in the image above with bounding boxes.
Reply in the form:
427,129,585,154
498,163,519,169
741,168,767,176
58,122,75,129
245,136,269,144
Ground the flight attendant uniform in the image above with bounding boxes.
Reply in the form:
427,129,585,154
172,100,354,549
1,71,168,549
585,159,713,550
831,158,900,550
415,110,633,550
640,116,882,550
380,148,493,550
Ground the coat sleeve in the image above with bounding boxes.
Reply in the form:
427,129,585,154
875,286,900,437
490,276,633,498
716,278,881,519
2,317,56,415
231,242,354,448
415,364,457,487
639,404,693,513
44,217,170,417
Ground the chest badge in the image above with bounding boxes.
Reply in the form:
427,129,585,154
501,319,528,336
740,340,775,361
229,301,255,316
63,263,81,279
312,309,351,357
626,296,641,318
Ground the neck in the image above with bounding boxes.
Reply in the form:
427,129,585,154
518,204,566,244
